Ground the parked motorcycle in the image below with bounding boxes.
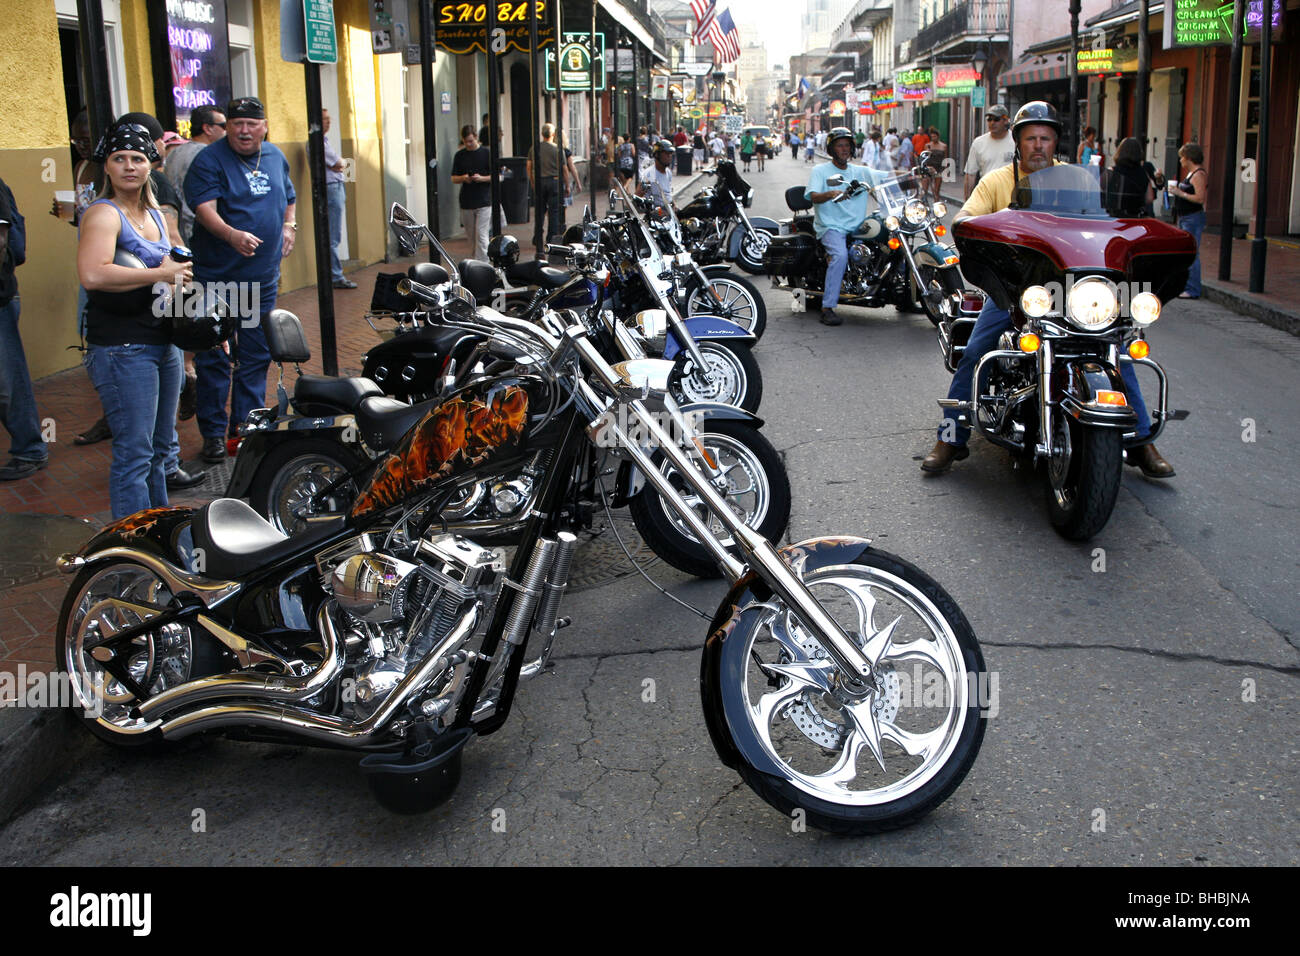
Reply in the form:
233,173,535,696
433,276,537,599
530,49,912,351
940,163,1195,539
230,207,788,579
55,249,987,834
765,157,964,325
676,158,779,275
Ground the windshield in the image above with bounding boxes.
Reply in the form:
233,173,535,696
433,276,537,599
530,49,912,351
1013,164,1109,218
868,171,920,215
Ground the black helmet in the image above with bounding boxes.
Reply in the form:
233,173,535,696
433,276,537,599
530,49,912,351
487,234,519,268
827,126,854,150
1011,101,1062,141
654,138,675,155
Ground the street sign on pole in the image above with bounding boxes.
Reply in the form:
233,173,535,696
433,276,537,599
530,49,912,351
304,0,338,64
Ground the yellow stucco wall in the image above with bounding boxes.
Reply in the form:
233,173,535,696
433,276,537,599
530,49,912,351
0,0,389,381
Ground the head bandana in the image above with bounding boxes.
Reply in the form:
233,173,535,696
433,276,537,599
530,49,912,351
92,123,161,164
227,97,266,120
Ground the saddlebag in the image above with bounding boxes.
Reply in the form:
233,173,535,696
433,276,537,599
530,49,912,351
763,233,818,278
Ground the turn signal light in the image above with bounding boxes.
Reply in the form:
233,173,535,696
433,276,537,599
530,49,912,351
888,237,901,250
944,255,959,265
1128,340,1150,359
935,224,947,236
692,437,718,470
1095,390,1128,406
1018,333,1040,352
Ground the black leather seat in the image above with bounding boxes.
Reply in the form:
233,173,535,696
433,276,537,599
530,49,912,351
293,375,384,416
507,259,571,289
354,396,439,451
784,185,813,212
191,499,344,580
458,259,499,303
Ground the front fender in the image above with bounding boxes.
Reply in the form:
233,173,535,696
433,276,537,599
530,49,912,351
914,242,959,268
701,536,873,772
726,219,779,259
664,316,756,359
1057,360,1140,429
677,401,764,428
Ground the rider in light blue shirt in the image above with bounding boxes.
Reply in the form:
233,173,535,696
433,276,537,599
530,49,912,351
805,127,886,325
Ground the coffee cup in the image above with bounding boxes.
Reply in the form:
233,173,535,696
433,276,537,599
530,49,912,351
54,189,75,220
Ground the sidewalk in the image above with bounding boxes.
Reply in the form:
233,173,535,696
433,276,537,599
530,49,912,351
0,166,705,822
935,184,1300,336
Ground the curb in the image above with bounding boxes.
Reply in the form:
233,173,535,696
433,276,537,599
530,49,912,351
1200,281,1300,337
0,704,82,826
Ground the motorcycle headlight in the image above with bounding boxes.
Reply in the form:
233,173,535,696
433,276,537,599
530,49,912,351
1129,291,1161,327
1020,285,1053,318
932,201,948,219
904,200,929,225
885,215,901,231
633,309,669,352
1066,277,1119,331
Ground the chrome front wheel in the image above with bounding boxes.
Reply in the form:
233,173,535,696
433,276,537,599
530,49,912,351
686,274,768,339
707,548,986,833
671,342,763,413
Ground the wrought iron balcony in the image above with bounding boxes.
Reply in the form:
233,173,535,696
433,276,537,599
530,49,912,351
915,1,1009,54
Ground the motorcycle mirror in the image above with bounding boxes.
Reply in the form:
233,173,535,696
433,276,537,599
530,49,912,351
826,174,845,187
583,205,592,224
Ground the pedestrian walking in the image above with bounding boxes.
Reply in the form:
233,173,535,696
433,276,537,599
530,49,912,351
739,130,755,172
1077,126,1100,166
1169,142,1207,299
76,122,193,516
184,96,297,465
789,130,800,160
526,122,565,241
0,175,49,481
615,133,636,187
1103,137,1156,218
452,125,504,262
692,128,706,171
319,108,355,289
962,104,1014,198
922,126,947,200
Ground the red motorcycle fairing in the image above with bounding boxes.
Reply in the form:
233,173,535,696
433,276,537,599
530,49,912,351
349,379,532,523
954,210,1198,312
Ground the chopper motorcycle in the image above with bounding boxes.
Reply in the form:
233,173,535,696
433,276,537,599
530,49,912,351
228,208,789,579
675,158,780,275
55,257,987,834
765,156,965,324
938,163,1196,540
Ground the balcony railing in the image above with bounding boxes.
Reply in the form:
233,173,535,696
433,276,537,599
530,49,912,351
914,1,1009,54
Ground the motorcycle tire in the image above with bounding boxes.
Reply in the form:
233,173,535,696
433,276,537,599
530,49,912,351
685,273,768,340
56,559,226,748
247,439,367,536
736,228,776,276
1044,417,1123,541
628,419,790,579
703,546,987,835
911,264,964,327
670,341,763,414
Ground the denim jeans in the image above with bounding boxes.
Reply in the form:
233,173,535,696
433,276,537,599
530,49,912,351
85,342,182,519
820,230,848,310
537,182,563,240
0,297,48,462
939,297,1151,445
327,180,346,282
1177,209,1205,297
195,312,271,440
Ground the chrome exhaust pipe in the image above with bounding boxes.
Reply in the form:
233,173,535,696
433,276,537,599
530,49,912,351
139,605,344,721
160,607,480,744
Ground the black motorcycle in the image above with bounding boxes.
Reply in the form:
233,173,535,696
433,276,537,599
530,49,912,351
765,159,965,324
55,243,987,833
676,159,780,275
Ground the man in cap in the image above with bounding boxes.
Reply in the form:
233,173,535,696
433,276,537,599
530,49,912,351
963,104,1014,199
185,96,297,464
637,140,677,209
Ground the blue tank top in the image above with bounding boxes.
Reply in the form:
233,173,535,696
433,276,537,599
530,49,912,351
81,199,173,346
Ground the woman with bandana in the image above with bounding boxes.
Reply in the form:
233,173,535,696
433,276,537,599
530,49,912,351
76,122,194,518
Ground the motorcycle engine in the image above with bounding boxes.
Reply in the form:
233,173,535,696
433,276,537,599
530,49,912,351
843,242,879,294
325,533,504,721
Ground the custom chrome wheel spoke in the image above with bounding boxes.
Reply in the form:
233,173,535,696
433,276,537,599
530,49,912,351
658,434,767,546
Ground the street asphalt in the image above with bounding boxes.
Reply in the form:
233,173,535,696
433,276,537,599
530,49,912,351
2,155,1295,865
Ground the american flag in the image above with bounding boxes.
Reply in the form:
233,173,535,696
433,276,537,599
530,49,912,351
690,0,717,44
707,8,741,65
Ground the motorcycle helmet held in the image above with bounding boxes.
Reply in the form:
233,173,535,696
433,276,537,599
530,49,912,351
488,234,519,268
826,127,855,150
1011,101,1062,142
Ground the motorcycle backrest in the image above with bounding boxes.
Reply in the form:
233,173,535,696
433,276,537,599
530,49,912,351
785,186,813,213
458,259,499,304
408,262,450,286
265,309,312,364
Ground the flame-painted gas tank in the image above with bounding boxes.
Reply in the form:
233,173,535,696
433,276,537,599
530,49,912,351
349,376,539,523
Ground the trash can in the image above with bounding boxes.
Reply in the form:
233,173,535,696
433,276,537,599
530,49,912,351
499,156,530,224
676,146,693,176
